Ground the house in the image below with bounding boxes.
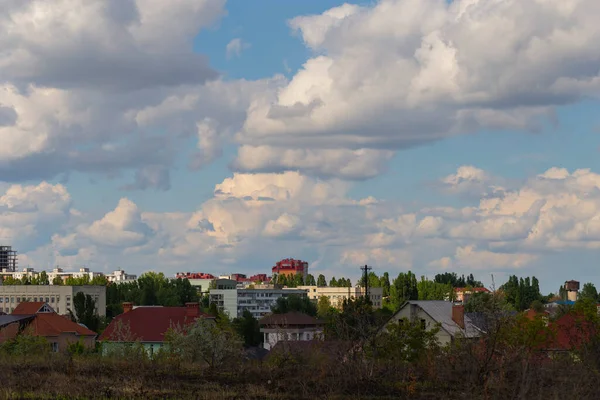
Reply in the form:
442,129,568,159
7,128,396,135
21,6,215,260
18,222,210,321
382,301,483,345
259,312,324,350
99,302,214,357
454,287,491,303
0,301,97,352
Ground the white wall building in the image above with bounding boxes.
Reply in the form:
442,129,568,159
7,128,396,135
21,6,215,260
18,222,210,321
0,285,107,316
106,269,137,284
297,286,384,308
209,288,308,319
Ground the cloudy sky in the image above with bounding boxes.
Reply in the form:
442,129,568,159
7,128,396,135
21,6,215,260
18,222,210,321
1,0,600,293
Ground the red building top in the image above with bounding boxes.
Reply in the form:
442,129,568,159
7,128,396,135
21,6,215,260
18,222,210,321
272,258,308,275
175,272,216,280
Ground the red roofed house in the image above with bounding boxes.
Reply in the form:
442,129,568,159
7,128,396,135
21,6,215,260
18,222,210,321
0,302,97,352
259,312,324,350
99,302,214,357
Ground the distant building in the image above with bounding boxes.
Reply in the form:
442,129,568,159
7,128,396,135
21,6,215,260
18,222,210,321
564,280,580,302
0,246,17,273
272,259,308,283
209,287,308,319
454,287,491,303
297,286,384,308
0,285,107,316
0,302,97,352
72,267,104,281
106,269,137,284
259,312,324,350
99,302,214,357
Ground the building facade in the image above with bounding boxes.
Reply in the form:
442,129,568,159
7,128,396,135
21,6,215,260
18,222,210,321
209,288,308,319
0,246,17,273
259,312,324,350
105,269,137,284
297,286,384,308
272,259,308,282
0,285,106,316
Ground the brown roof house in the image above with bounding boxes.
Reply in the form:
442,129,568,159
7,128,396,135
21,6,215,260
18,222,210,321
0,302,97,352
259,312,324,350
99,302,214,357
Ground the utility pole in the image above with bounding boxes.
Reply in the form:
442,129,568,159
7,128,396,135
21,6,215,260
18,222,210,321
360,264,372,302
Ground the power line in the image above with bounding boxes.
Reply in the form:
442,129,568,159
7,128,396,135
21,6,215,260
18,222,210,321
360,264,372,302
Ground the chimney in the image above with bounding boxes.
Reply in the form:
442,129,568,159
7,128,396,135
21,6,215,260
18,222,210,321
122,302,133,313
452,304,465,329
185,302,200,318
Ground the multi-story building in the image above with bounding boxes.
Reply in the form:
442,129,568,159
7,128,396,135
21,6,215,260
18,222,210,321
209,287,308,319
297,286,384,308
0,246,17,273
272,259,308,283
0,285,106,316
11,268,39,280
175,272,216,293
105,269,137,284
72,267,104,281
47,267,72,283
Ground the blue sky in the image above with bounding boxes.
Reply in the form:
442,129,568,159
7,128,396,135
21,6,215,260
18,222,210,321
2,0,600,293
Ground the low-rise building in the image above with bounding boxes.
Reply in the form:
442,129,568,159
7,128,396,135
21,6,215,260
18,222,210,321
298,286,384,308
99,302,214,357
0,285,106,316
381,301,483,345
72,267,104,281
209,288,308,319
454,287,491,303
0,302,97,352
259,312,324,350
106,269,137,284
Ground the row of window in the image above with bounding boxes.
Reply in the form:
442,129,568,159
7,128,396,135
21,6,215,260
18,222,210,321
3,306,61,313
1,296,66,304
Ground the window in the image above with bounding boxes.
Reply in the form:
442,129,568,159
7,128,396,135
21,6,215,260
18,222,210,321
50,342,59,352
34,297,38,302
4,297,8,303
10,297,14,303
16,297,20,303
420,319,427,330
45,297,49,303
0,298,3,303
51,297,55,303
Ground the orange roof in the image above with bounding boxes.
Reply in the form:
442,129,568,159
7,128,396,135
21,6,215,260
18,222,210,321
27,313,96,337
12,302,46,315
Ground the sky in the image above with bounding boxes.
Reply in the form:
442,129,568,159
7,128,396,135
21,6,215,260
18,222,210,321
1,0,600,294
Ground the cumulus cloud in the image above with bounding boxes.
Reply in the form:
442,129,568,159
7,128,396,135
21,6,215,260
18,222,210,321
233,0,600,177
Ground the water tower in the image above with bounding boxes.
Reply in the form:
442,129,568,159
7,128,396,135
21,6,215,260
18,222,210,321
564,280,580,302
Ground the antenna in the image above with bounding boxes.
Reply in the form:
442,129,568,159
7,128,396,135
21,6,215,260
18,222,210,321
360,264,372,302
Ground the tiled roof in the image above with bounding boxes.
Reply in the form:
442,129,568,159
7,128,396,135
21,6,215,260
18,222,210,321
259,312,323,326
99,306,214,343
454,287,490,293
12,302,46,315
0,314,35,328
28,313,96,337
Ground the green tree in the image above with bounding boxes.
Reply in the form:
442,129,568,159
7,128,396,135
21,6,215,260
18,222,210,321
232,310,262,347
371,317,441,362
417,277,453,300
52,276,64,285
271,294,317,316
305,274,316,286
381,272,391,297
38,271,49,285
389,271,418,310
73,292,101,332
329,276,338,287
317,274,327,287
317,295,332,318
580,282,598,302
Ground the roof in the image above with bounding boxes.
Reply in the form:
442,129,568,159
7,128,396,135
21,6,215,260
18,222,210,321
99,306,214,343
395,301,481,338
12,302,46,315
28,313,96,337
259,312,323,326
0,314,35,328
454,287,490,293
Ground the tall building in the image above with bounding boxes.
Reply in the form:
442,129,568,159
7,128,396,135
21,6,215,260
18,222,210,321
272,258,308,282
0,246,17,273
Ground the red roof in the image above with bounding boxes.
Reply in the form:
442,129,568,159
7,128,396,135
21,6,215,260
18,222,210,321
12,302,46,315
259,312,323,326
28,313,96,337
454,287,490,293
99,306,214,343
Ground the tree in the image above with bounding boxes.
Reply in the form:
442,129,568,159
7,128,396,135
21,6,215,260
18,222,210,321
317,274,327,287
165,317,242,368
271,294,317,316
389,271,418,310
317,296,333,318
580,282,598,302
381,272,391,297
305,274,316,286
371,317,441,363
232,310,262,347
52,276,64,285
38,271,49,285
329,276,338,287
73,292,101,332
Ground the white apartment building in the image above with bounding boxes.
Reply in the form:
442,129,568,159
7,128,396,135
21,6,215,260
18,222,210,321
0,285,106,316
297,286,384,308
209,288,308,319
105,269,137,284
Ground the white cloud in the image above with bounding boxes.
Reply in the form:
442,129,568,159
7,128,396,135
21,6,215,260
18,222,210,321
226,38,250,59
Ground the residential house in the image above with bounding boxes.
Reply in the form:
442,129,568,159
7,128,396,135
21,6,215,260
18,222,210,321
259,312,324,350
382,301,483,345
99,302,214,357
0,302,97,352
454,287,491,303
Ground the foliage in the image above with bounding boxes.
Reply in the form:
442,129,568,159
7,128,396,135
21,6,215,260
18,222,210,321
416,277,453,301
317,295,334,318
271,294,317,316
389,271,418,311
232,310,262,347
73,292,102,332
305,274,316,286
106,272,198,320
317,274,327,287
52,276,64,285
434,272,482,287
580,282,599,302
273,273,305,287
370,318,441,363
165,317,242,368
501,275,542,311
324,297,390,342
0,334,50,356
464,291,513,313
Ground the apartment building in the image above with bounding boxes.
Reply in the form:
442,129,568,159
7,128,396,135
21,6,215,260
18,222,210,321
209,287,307,319
297,286,384,308
0,285,106,316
